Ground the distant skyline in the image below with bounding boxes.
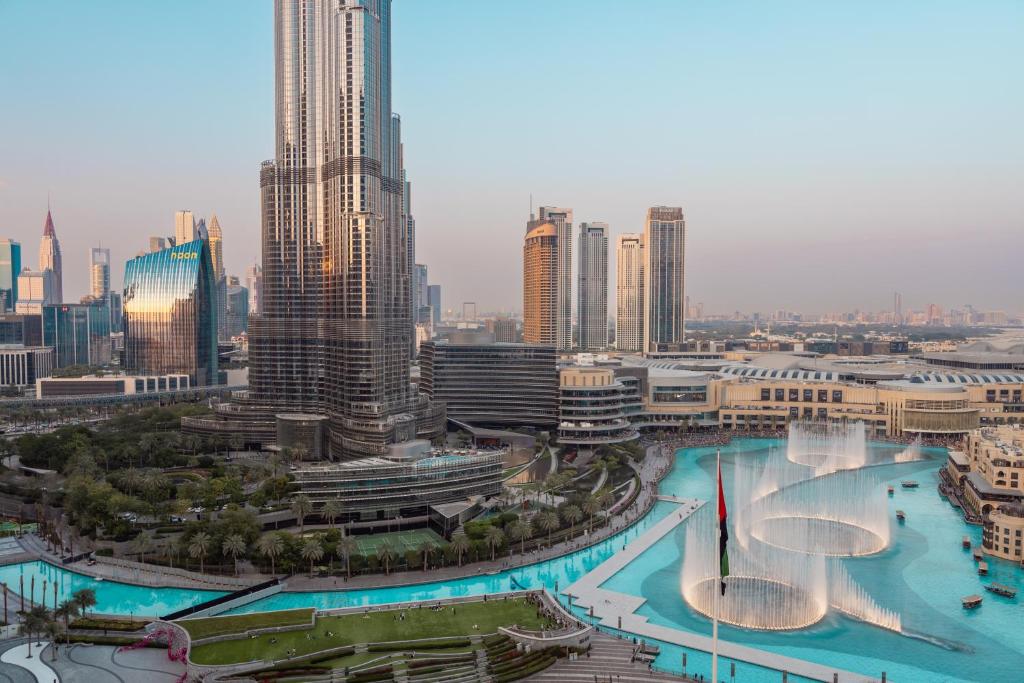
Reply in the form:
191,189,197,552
1,0,1021,314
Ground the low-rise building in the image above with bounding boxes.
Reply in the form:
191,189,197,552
36,373,191,398
558,367,638,447
0,345,54,388
983,505,1024,561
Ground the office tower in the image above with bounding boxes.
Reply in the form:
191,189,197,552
413,264,429,322
537,206,573,350
463,302,477,322
0,239,22,312
90,247,111,300
39,210,63,304
150,236,167,253
642,206,686,353
428,285,441,326
207,214,225,279
616,233,644,352
0,314,43,346
108,291,123,334
225,283,250,337
42,301,112,368
250,0,442,457
894,292,902,326
493,318,518,343
15,270,58,314
578,221,608,350
174,210,196,246
523,220,558,345
245,264,263,316
123,239,218,385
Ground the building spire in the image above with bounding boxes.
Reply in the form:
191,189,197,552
43,207,56,237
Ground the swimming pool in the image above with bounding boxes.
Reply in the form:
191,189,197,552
0,439,1019,682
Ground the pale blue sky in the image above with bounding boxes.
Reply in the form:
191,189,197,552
1,0,1021,316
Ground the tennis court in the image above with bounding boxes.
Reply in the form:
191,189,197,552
353,528,447,555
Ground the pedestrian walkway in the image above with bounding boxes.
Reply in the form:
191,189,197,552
0,641,58,683
528,632,691,682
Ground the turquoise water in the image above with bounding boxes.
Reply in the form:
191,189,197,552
598,440,1024,683
0,560,226,617
0,439,1019,682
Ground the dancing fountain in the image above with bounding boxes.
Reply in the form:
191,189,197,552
895,436,924,463
681,421,903,633
785,420,869,473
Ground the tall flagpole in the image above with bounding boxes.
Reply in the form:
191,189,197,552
712,448,720,683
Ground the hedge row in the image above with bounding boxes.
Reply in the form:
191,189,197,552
367,637,471,652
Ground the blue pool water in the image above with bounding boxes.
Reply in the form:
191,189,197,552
0,439,1019,682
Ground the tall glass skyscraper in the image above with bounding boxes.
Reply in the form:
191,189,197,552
122,239,218,386
250,0,442,458
39,210,63,304
0,239,22,312
577,222,608,350
642,206,686,354
42,301,111,368
615,233,644,352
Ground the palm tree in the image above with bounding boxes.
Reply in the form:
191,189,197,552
449,532,470,568
534,510,561,546
19,612,44,659
222,534,246,576
71,589,96,621
133,531,154,563
582,495,601,533
376,540,396,575
257,533,285,575
484,526,505,561
419,540,436,571
596,487,615,512
188,532,211,574
507,520,531,555
337,535,358,579
561,504,583,530
55,600,79,646
122,468,141,497
300,537,324,577
44,620,61,661
291,495,312,533
267,452,285,478
322,499,342,531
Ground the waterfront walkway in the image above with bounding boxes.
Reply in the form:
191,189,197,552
564,498,881,683
528,631,694,682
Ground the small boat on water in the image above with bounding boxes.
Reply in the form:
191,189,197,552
896,510,906,522
962,536,971,549
962,595,983,610
887,486,894,496
901,480,920,489
985,583,1017,598
973,550,984,562
978,561,989,576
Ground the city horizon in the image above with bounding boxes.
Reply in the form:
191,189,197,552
1,0,1021,315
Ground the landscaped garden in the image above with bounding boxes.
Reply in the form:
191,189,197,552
186,597,552,666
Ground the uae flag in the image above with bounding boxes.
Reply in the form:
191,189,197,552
717,459,730,595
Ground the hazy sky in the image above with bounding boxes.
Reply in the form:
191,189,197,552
1,0,1021,316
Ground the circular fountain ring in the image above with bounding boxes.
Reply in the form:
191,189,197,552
786,450,862,470
750,516,887,557
684,576,826,631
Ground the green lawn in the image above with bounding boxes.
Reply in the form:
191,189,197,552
188,598,549,665
180,608,314,640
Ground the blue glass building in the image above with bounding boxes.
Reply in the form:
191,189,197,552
0,239,22,312
42,301,112,368
122,239,218,386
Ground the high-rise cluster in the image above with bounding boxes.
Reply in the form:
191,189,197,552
247,0,442,458
523,205,686,354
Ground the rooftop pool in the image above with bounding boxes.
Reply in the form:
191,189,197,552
0,439,1020,682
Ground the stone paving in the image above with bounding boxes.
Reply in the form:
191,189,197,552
52,644,184,683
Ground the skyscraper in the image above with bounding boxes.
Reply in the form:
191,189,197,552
245,264,263,317
523,220,558,345
577,221,608,350
249,0,442,458
39,210,63,304
615,233,644,352
0,239,22,312
15,269,58,314
90,247,111,300
413,264,429,322
174,210,196,246
428,284,441,326
149,236,167,253
537,206,573,350
642,206,686,353
207,214,225,279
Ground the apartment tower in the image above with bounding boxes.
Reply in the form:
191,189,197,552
642,206,686,353
615,233,644,352
523,220,558,345
537,206,573,350
577,222,608,350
